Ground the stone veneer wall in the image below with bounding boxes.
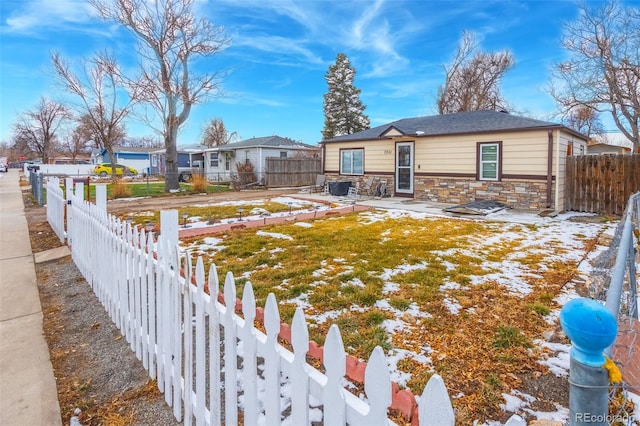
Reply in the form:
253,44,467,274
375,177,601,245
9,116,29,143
414,177,554,211
324,175,553,211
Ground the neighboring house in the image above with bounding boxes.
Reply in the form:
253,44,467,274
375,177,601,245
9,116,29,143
91,147,156,175
320,110,589,212
204,136,320,183
152,145,207,181
586,143,631,155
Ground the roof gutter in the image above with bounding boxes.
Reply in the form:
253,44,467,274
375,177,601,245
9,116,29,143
546,130,553,208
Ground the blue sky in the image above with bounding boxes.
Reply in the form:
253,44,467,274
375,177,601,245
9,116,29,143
0,0,615,147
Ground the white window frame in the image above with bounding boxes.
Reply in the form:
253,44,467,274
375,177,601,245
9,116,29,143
340,148,364,175
209,152,219,168
478,142,500,181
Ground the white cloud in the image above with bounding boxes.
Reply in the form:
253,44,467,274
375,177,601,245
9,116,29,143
4,0,95,33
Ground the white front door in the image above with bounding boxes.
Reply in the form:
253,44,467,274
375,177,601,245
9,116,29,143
395,142,414,194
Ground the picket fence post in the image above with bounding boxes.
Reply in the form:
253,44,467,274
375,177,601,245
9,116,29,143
418,374,455,425
291,308,310,426
207,264,222,426
223,272,238,425
183,251,194,426
241,282,258,426
194,256,207,426
263,293,282,425
324,324,346,424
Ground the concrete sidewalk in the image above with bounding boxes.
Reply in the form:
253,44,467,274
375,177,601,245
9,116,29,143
0,170,62,426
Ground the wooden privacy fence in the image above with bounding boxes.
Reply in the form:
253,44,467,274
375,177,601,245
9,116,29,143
54,184,527,426
264,157,321,188
565,155,640,215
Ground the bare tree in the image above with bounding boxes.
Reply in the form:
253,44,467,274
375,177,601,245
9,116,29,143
202,118,238,147
12,97,72,163
58,125,93,160
52,52,133,179
563,105,604,138
90,0,231,190
549,1,639,153
437,31,515,114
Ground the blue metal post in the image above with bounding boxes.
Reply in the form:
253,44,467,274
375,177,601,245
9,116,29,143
560,298,618,426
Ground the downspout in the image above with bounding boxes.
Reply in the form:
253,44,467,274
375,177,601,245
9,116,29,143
546,130,553,208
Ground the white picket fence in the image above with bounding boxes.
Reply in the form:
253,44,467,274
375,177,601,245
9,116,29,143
44,176,66,243
54,183,527,426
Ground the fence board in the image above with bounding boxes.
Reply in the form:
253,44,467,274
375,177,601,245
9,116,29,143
566,155,640,215
223,272,239,425
264,157,321,187
264,293,282,425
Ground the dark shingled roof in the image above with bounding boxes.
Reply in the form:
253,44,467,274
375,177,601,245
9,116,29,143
219,135,318,150
322,110,564,142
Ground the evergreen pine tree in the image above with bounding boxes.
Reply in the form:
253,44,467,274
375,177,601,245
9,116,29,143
322,53,370,140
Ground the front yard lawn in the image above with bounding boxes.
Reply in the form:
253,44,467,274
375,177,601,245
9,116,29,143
180,205,612,423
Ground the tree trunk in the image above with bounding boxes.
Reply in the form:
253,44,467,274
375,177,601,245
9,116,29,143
164,125,179,192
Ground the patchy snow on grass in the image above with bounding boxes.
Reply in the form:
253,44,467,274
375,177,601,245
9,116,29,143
294,221,312,228
525,404,570,423
386,348,433,387
378,261,428,281
181,199,619,423
341,277,365,287
443,296,462,314
536,339,571,377
256,230,293,240
500,389,536,412
310,309,345,324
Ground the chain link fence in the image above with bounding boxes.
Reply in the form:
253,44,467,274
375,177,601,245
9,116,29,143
588,192,639,425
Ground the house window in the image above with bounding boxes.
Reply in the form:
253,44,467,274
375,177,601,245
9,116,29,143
280,151,287,158
340,148,364,175
210,152,219,168
477,142,501,181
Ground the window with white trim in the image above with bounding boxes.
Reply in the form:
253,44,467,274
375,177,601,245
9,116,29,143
479,143,499,181
209,152,219,168
340,149,364,175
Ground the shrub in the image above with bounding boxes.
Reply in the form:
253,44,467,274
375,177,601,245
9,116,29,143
234,162,257,188
191,173,208,193
110,178,131,199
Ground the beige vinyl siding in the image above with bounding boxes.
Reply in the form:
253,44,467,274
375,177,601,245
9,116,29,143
500,131,550,176
414,130,551,176
324,128,586,179
324,140,395,173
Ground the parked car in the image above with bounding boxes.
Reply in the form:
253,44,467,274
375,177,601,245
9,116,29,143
93,163,138,177
0,157,7,173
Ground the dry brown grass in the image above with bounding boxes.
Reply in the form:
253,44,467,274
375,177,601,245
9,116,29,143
110,178,132,199
191,173,209,193
182,210,607,423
